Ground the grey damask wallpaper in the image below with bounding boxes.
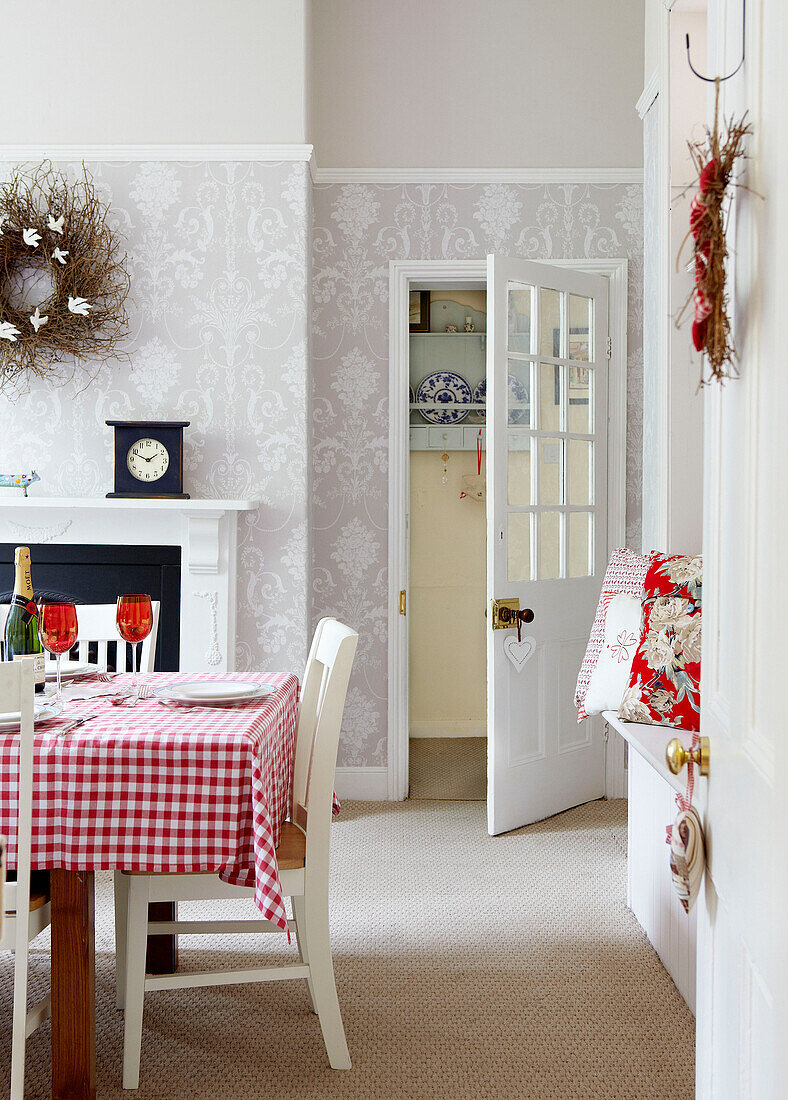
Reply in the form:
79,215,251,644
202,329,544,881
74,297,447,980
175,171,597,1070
0,160,311,674
311,180,644,768
0,163,644,772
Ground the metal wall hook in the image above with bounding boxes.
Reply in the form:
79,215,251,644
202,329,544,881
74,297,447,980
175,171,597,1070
686,0,745,83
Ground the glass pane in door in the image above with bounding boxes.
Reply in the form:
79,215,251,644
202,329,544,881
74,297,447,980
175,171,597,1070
507,513,532,582
538,437,564,505
567,367,592,433
540,361,563,431
568,512,593,578
568,294,592,360
538,512,561,579
540,288,563,356
567,439,593,506
507,283,532,354
507,433,532,506
507,359,532,427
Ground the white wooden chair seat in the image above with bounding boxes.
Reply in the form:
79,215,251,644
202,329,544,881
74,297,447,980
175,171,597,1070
115,618,359,1088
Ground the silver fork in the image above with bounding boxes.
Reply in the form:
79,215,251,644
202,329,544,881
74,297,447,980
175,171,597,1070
123,684,152,708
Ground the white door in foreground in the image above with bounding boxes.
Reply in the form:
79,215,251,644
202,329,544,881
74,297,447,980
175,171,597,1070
486,256,609,835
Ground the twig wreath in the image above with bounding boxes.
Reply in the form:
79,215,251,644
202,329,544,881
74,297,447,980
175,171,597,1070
0,161,130,395
677,81,753,385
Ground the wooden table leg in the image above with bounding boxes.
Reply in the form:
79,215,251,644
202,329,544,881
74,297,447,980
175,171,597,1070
51,870,96,1100
145,902,178,973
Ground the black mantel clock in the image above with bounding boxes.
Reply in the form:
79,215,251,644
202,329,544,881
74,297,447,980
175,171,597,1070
106,420,190,499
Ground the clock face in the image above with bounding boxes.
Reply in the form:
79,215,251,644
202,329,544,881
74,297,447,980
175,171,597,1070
126,437,170,482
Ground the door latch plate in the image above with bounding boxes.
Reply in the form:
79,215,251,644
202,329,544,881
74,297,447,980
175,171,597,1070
491,597,520,630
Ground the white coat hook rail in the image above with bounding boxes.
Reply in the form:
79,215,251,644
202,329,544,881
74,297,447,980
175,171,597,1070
686,0,745,83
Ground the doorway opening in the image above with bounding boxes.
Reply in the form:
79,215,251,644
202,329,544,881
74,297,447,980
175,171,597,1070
388,258,628,815
407,284,488,800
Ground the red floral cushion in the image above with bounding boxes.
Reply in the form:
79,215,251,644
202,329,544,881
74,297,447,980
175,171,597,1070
618,554,702,731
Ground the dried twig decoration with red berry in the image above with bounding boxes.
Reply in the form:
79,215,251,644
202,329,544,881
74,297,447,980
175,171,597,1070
677,81,752,385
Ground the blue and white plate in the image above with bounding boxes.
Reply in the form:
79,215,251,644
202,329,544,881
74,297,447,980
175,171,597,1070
416,371,472,424
473,376,530,426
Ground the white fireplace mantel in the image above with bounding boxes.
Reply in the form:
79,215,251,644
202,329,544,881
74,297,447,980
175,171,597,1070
0,496,259,673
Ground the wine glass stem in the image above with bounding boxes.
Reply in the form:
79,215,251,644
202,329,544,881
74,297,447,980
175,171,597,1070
133,642,140,690
56,653,62,705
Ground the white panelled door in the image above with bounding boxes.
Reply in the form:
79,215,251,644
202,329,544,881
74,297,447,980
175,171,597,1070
486,256,609,835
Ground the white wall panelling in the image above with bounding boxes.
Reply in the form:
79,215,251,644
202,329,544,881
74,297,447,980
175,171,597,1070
627,748,697,1012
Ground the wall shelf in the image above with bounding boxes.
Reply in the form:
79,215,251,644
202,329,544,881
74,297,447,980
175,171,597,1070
410,425,486,451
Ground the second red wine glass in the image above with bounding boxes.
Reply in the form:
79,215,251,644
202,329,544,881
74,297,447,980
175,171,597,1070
116,594,153,690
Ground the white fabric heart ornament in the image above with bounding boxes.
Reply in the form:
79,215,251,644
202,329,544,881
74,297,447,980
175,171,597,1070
583,593,641,715
503,634,535,672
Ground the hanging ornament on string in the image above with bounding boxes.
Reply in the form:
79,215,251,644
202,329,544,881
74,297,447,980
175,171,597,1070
440,451,450,485
460,429,485,503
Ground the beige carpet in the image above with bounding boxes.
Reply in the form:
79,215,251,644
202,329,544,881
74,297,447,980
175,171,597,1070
0,799,694,1099
409,737,487,799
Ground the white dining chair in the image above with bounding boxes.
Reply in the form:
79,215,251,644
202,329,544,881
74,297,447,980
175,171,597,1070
0,658,51,1100
0,602,160,674
115,617,358,1088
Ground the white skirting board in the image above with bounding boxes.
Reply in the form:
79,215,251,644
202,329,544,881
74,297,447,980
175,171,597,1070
334,767,388,801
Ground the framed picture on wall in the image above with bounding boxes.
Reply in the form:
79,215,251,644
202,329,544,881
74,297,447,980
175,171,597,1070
409,291,430,332
553,327,590,405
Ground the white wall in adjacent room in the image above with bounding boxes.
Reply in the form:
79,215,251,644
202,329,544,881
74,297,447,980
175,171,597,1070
1,0,309,144
310,0,644,167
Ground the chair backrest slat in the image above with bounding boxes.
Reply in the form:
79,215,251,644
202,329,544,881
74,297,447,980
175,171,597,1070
0,602,160,672
0,659,36,926
290,619,358,889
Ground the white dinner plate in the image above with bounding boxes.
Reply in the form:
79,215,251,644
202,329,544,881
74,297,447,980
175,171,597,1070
45,659,97,682
0,699,64,731
153,681,275,707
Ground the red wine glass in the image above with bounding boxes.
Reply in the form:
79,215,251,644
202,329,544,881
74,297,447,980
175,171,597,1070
116,595,153,690
38,601,78,706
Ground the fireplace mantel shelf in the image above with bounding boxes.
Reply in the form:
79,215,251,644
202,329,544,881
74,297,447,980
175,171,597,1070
0,497,260,672
0,497,259,512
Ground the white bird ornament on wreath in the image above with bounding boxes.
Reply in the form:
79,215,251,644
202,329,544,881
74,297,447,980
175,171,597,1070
0,321,21,342
0,214,7,236
68,295,92,316
22,227,41,248
47,213,64,235
52,247,69,265
29,307,48,333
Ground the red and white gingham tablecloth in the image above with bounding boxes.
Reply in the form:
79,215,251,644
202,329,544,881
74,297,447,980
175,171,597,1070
0,671,318,934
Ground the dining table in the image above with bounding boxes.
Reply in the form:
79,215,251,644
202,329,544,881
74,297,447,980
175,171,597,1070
0,669,306,1100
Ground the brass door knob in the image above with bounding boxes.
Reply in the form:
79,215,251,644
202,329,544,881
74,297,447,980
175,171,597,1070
666,736,710,777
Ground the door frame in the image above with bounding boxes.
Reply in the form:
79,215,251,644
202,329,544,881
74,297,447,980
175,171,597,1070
388,256,629,801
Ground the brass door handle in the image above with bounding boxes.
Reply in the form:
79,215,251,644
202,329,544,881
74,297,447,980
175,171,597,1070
666,736,710,777
491,598,535,630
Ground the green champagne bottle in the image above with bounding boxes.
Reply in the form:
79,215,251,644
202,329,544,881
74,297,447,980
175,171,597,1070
4,546,45,693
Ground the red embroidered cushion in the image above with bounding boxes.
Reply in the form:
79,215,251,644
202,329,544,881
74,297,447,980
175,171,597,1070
574,548,655,721
618,554,703,731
